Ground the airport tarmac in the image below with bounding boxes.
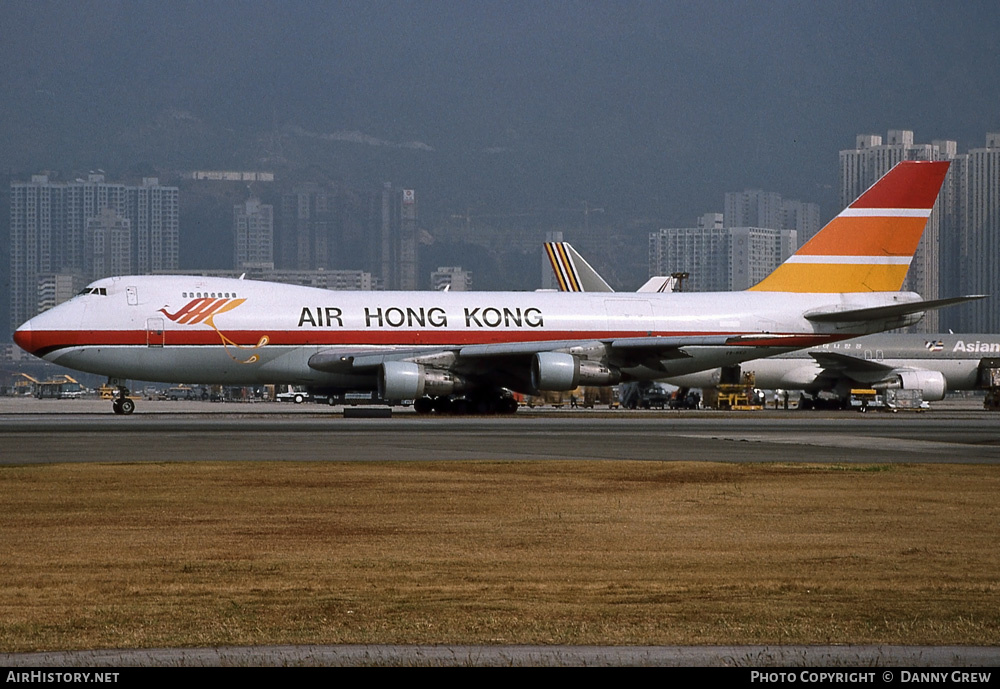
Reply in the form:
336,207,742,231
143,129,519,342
2,396,998,465
4,397,999,666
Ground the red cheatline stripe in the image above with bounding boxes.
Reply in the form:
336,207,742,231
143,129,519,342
26,329,854,354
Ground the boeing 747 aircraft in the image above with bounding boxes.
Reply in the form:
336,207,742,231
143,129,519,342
14,161,977,415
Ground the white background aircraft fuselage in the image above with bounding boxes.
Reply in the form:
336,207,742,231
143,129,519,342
668,333,998,398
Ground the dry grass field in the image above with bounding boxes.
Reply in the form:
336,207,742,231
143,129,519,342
2,460,999,652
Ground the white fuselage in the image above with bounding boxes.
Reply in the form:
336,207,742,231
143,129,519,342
668,334,997,394
15,275,923,390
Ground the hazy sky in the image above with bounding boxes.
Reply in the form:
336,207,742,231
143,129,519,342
2,0,998,223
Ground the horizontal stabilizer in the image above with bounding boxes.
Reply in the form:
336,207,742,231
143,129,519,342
804,295,986,324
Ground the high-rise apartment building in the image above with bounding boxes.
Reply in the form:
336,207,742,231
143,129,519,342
725,190,820,244
85,207,132,279
280,183,337,271
380,184,419,291
277,181,418,289
839,131,954,331
130,177,179,274
961,133,1000,332
840,130,1000,333
650,206,798,292
234,197,274,270
648,220,731,293
279,183,383,275
431,266,472,292
728,227,798,291
725,190,783,230
37,273,86,315
9,174,178,330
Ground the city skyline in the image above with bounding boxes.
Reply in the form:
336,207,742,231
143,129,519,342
3,3,997,337
9,127,999,336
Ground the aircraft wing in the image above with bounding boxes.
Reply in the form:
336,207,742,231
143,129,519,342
805,349,950,399
808,350,895,374
308,333,808,374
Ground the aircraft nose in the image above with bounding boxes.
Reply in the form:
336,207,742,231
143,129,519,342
13,320,33,354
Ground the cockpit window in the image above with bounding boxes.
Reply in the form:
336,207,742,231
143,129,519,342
77,287,108,296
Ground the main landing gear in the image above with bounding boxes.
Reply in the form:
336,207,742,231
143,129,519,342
110,381,135,415
413,391,519,415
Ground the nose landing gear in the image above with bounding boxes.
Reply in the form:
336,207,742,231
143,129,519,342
109,380,135,415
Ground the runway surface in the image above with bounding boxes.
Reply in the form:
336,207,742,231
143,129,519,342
3,398,998,464
5,398,998,666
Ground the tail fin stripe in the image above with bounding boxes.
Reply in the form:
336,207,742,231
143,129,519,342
544,243,570,292
555,242,582,291
839,208,932,218
748,160,949,293
784,255,912,265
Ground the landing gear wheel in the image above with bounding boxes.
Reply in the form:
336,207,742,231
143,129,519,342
474,397,496,415
414,397,434,414
500,397,519,414
110,381,134,415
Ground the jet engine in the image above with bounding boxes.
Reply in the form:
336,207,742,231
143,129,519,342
379,361,467,400
872,369,947,401
530,352,621,391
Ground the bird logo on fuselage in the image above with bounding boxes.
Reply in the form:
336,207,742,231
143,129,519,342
159,297,268,364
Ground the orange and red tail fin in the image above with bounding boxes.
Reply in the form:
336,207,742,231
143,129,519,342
749,160,950,293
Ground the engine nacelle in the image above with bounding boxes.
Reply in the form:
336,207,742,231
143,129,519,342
873,369,947,401
530,352,621,392
378,361,467,400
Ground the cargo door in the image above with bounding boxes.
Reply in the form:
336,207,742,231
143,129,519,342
604,298,655,336
146,318,165,347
